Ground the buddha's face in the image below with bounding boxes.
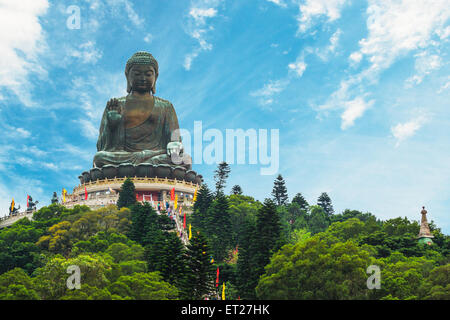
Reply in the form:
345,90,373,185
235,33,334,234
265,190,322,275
127,64,156,94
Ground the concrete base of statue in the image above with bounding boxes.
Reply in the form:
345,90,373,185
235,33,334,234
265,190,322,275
64,176,200,211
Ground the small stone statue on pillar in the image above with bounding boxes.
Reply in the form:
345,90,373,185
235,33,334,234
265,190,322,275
418,206,434,245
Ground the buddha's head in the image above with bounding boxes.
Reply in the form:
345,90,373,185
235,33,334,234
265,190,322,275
125,51,159,94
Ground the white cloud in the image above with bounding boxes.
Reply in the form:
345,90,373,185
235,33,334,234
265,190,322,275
320,0,450,129
288,61,307,77
0,0,49,106
251,79,290,106
341,97,374,130
352,0,449,73
184,0,223,70
266,0,288,8
391,115,429,146
189,7,218,23
76,119,98,140
144,33,153,43
296,0,349,33
2,125,32,139
406,51,442,86
437,77,450,93
68,41,103,64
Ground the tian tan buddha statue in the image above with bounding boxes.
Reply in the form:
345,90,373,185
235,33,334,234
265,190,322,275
93,51,191,170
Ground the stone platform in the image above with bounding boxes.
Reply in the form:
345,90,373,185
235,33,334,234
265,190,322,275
64,176,200,210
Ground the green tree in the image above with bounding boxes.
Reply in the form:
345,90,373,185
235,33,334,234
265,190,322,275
231,185,243,195
292,193,309,211
308,205,330,234
206,193,232,262
192,183,214,233
0,268,39,300
236,218,258,299
317,192,334,217
256,233,373,299
108,272,178,300
214,162,231,196
271,174,288,206
117,178,137,209
180,232,215,299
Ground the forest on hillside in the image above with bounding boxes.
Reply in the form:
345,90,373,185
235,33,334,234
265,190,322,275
0,165,448,300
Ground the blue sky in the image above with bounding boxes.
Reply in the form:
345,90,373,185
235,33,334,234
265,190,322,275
0,0,449,233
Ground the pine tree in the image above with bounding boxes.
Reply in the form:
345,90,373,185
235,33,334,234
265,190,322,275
146,232,187,289
292,193,309,211
192,184,214,233
317,192,334,217
309,205,330,234
214,162,231,196
231,185,243,195
181,232,215,299
236,218,258,299
206,193,232,262
117,178,137,209
254,199,283,266
237,199,282,299
128,202,157,245
271,174,288,206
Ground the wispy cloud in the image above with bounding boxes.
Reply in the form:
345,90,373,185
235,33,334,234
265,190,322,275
67,41,103,64
184,0,223,70
266,0,288,8
341,97,375,130
0,0,49,106
295,0,349,34
406,51,442,87
391,113,429,147
319,0,450,129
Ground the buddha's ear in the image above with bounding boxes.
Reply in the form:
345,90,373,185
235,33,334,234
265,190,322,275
152,74,158,94
125,72,132,93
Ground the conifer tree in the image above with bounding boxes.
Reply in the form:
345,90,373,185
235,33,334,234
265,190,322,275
214,162,231,196
236,218,258,299
231,185,243,195
192,183,214,232
206,193,232,262
237,199,282,299
254,199,283,267
117,178,137,209
292,192,309,211
271,174,288,206
317,192,334,217
181,232,215,299
129,202,157,245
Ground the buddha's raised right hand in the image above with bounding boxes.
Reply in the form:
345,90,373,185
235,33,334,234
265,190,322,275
106,98,122,127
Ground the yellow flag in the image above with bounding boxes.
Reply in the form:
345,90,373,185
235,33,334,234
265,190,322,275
11,198,14,212
62,188,67,203
193,188,197,202
222,282,226,300
174,194,178,209
189,224,192,240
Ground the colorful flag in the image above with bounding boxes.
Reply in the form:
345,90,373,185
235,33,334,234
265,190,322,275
222,282,226,300
174,195,178,209
170,187,175,200
62,188,67,203
216,267,220,287
188,224,192,240
84,186,88,200
26,195,29,208
183,212,186,229
193,188,197,202
11,198,14,212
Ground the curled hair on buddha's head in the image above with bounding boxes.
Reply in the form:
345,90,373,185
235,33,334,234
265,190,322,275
125,51,159,94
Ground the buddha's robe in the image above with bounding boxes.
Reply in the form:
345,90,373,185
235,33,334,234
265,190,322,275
94,95,189,169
